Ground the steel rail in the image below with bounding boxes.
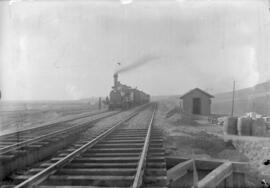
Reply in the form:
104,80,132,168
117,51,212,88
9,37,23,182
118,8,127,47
14,104,151,188
0,111,118,155
0,109,108,139
132,103,156,188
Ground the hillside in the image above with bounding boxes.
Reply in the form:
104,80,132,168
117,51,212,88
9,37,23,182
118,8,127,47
212,80,270,116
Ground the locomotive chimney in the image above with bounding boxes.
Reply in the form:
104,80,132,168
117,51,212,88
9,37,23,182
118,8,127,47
113,73,118,87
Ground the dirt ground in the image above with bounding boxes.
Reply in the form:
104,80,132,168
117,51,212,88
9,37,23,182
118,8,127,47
154,100,248,161
154,99,270,186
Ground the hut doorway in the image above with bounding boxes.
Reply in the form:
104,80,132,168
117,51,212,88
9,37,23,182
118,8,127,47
192,98,201,114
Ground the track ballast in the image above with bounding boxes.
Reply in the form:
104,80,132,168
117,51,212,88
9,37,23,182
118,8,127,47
5,103,167,188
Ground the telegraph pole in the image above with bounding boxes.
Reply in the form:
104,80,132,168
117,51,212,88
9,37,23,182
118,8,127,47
98,97,102,110
231,80,235,117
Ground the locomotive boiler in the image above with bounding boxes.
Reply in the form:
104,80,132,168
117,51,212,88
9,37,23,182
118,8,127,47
108,73,150,110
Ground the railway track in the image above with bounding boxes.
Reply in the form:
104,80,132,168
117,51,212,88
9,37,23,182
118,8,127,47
0,108,107,136
0,110,116,155
0,110,125,180
3,103,167,188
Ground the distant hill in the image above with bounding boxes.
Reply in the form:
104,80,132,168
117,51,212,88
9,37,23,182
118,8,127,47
151,95,179,101
212,80,270,116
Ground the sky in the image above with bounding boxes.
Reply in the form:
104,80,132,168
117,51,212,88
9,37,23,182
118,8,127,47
0,0,270,100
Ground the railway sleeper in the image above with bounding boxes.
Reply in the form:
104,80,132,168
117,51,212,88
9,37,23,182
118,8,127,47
88,148,143,153
93,143,144,148
147,157,166,163
143,175,168,186
109,134,147,137
99,140,145,144
109,132,147,135
67,157,140,163
147,138,163,142
0,132,80,180
81,152,141,157
113,129,148,132
149,143,163,148
98,139,145,143
149,148,165,153
8,149,28,156
55,168,137,176
5,136,34,140
0,155,16,161
0,142,23,145
113,129,147,133
110,131,147,134
22,167,137,177
37,186,132,188
146,162,166,168
65,162,139,169
39,175,134,187
143,186,168,188
104,137,146,140
145,168,167,176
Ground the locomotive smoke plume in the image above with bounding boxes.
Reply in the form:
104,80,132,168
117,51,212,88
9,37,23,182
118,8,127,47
116,54,160,74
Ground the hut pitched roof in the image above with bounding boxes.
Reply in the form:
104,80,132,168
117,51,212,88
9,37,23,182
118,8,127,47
180,88,214,99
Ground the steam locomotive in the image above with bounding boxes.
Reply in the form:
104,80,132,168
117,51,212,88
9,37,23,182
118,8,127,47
107,73,150,110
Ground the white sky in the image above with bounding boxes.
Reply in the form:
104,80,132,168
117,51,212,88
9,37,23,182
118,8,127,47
1,0,270,100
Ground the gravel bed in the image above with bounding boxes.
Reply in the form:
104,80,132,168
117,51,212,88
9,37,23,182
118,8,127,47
94,107,140,128
122,108,153,129
67,111,117,126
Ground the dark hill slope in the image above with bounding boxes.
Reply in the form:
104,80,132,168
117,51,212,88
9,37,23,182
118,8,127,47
212,81,270,116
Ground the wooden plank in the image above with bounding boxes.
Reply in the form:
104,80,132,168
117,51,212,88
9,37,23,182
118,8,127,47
232,162,250,173
233,173,246,188
166,156,248,173
166,157,222,171
224,174,233,188
166,157,187,169
194,160,223,171
167,159,193,183
198,162,233,188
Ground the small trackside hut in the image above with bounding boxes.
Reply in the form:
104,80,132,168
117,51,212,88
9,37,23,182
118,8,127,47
180,88,214,116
